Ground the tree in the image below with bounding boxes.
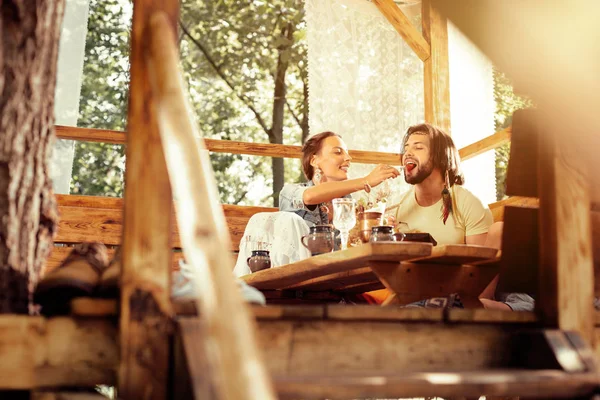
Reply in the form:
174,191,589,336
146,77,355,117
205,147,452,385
0,0,63,313
74,0,308,207
493,69,533,200
179,0,308,206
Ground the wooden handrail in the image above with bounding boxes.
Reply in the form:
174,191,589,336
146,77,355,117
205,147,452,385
55,125,402,165
56,123,513,165
147,11,275,400
459,127,511,161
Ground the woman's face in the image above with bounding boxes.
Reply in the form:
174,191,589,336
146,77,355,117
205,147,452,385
312,136,352,182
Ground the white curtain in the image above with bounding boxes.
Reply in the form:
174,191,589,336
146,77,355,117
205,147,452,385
52,0,90,194
306,0,496,206
305,0,423,205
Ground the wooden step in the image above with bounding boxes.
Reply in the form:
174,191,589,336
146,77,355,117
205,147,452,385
273,369,599,399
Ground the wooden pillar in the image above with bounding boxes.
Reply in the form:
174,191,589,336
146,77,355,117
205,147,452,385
537,120,594,343
119,0,179,398
422,0,451,133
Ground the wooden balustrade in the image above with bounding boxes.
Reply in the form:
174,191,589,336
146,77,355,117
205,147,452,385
56,124,511,165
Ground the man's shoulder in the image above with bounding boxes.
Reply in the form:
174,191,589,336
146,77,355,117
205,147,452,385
453,185,485,204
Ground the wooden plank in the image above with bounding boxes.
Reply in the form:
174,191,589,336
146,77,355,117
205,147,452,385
44,247,183,276
505,110,539,198
0,316,117,390
447,309,538,324
422,0,451,132
285,267,378,291
336,280,385,294
52,195,275,251
147,12,275,399
55,125,125,144
459,127,511,161
32,393,109,400
241,242,432,290
252,305,325,320
488,196,539,223
326,304,443,322
409,244,499,265
55,125,403,166
176,318,215,399
118,2,178,399
497,206,539,294
255,320,519,376
537,121,594,343
273,370,599,400
372,0,431,61
371,261,499,302
55,206,129,246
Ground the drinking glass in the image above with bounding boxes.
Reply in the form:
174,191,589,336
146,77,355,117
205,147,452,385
332,198,356,250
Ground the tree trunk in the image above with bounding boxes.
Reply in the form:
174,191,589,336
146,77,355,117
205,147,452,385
0,0,63,313
269,22,294,207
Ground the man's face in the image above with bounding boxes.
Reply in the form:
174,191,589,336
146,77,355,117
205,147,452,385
403,133,434,184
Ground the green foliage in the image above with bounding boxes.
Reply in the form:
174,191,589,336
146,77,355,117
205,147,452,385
493,69,533,200
73,0,308,205
71,0,131,197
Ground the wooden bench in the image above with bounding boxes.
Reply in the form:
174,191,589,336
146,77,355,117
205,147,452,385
45,194,276,274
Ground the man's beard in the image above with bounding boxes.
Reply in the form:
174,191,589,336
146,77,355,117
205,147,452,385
405,160,434,184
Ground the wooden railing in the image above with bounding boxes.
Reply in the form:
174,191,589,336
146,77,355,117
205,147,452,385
56,124,511,167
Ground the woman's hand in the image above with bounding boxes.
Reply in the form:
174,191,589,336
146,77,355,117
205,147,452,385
366,164,400,187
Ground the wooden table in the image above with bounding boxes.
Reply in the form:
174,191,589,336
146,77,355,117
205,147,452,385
241,243,500,305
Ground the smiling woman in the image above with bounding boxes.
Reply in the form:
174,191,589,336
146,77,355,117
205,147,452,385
233,131,401,276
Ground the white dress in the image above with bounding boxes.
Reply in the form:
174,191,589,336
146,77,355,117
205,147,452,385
233,211,312,277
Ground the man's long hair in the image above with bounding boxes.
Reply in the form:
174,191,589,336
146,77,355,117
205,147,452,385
401,123,464,187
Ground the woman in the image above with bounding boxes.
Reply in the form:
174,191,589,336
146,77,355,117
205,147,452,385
233,131,400,276
280,131,400,226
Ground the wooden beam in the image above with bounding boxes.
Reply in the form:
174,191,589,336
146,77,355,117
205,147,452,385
119,1,178,399
422,0,451,133
55,125,403,165
256,319,518,375
0,316,116,390
372,0,430,61
146,12,275,400
273,370,598,400
537,121,594,343
459,127,511,161
371,261,499,303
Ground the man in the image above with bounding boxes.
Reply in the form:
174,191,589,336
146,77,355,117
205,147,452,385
388,123,532,311
395,123,492,246
363,123,494,305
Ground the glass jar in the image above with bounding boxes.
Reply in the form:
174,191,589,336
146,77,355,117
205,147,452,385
370,225,396,242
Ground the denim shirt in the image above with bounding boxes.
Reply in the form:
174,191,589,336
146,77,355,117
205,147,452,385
279,181,352,227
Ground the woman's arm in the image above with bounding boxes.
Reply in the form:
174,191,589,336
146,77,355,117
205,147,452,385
302,178,365,205
303,164,400,205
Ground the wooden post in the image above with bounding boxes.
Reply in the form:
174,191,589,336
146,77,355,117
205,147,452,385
119,0,178,398
537,120,594,343
422,0,451,133
146,12,276,400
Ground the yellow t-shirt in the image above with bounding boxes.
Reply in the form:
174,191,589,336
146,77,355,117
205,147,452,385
393,185,493,245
